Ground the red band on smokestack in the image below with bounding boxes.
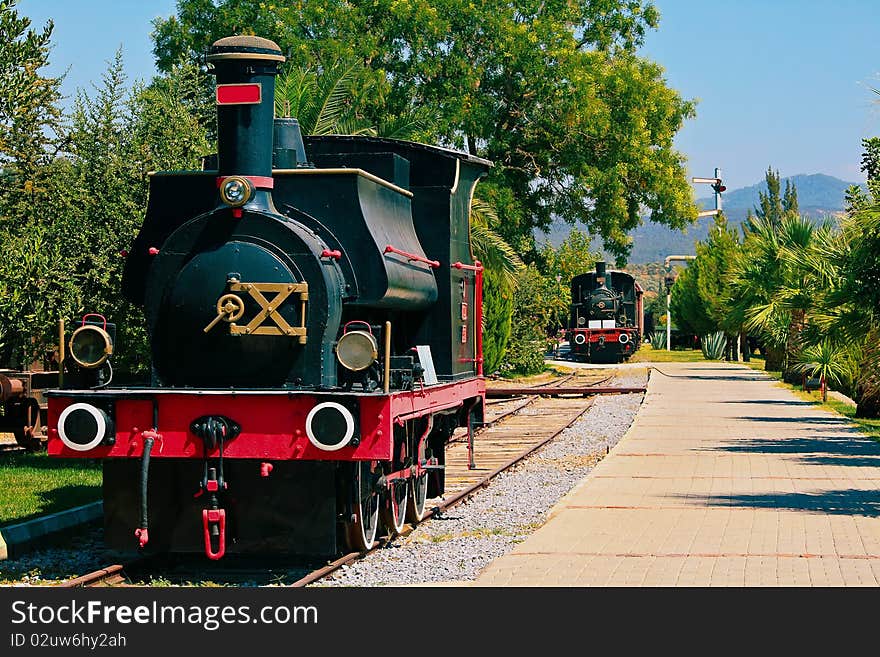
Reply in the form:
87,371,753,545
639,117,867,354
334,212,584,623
216,83,262,105
216,175,274,190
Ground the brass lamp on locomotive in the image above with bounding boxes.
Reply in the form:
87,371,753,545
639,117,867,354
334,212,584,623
566,261,644,363
46,36,489,559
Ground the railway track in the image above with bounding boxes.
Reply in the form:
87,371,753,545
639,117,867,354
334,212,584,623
61,374,639,588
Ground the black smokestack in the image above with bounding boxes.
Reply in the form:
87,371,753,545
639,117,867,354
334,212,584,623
595,261,607,288
207,36,285,179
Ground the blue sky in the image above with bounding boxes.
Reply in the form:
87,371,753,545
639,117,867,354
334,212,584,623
18,0,880,191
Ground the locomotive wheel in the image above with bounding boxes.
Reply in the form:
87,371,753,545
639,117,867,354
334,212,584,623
346,461,380,552
381,479,408,536
406,470,429,523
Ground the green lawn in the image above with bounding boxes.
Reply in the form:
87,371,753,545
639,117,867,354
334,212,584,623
0,452,102,527
629,345,709,363
743,359,880,443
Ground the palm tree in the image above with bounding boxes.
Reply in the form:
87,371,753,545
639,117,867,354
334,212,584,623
818,202,880,417
275,59,376,136
793,340,856,402
469,198,524,287
728,214,833,380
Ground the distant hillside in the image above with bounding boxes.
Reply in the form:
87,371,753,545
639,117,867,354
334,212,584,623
536,173,865,264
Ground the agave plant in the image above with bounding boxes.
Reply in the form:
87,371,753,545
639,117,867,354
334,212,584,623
701,331,727,360
649,331,666,350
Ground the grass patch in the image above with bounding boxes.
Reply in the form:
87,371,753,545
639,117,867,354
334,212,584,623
428,526,511,543
789,389,880,442
0,452,102,527
742,358,880,443
629,345,708,363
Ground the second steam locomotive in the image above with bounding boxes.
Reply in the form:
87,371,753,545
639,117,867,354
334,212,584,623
45,36,489,559
566,262,644,363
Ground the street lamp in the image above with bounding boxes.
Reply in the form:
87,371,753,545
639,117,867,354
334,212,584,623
656,166,726,353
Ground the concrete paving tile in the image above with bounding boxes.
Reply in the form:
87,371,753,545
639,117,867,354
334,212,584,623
474,362,880,587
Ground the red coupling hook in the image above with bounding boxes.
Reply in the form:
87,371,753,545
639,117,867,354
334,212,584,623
202,508,226,560
134,527,149,548
260,462,274,478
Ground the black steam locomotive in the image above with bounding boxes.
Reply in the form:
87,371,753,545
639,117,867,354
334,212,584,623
567,261,644,363
47,36,489,559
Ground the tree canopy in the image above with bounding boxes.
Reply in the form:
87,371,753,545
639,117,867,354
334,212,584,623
152,0,697,261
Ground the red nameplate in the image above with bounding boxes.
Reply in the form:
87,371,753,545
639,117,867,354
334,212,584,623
216,83,262,105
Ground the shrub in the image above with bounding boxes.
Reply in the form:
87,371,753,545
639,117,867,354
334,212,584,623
701,332,727,360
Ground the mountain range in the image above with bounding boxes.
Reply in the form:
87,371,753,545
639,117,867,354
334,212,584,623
536,173,865,264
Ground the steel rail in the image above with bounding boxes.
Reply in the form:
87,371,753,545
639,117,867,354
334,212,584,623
63,374,631,588
289,396,600,588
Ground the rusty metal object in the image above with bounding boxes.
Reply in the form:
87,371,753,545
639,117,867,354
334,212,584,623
0,374,24,402
59,563,129,588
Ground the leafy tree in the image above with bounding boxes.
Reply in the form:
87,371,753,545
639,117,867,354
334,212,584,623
0,50,212,371
668,214,742,346
0,0,63,186
800,138,880,417
669,262,713,336
275,59,376,136
130,57,214,173
503,265,554,374
0,0,67,366
470,198,524,374
539,228,601,333
829,202,880,416
730,213,834,379
793,340,856,403
481,267,513,375
152,0,698,261
747,167,799,231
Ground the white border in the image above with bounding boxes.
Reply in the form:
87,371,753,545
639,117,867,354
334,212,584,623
618,333,630,344
574,333,586,345
57,403,107,452
305,402,355,451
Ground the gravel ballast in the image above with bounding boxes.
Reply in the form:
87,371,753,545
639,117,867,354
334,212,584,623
318,370,647,587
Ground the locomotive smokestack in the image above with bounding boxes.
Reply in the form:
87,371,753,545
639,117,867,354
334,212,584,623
207,36,285,180
595,261,607,288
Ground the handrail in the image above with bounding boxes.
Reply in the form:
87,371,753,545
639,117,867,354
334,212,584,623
452,261,484,272
383,245,440,269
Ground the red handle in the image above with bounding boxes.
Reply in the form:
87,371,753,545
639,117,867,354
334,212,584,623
384,245,440,269
81,313,108,329
452,261,484,272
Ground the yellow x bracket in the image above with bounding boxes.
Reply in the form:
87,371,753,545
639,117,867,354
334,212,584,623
209,281,309,343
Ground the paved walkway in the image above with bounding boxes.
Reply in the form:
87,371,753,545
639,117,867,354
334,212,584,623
474,362,880,586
